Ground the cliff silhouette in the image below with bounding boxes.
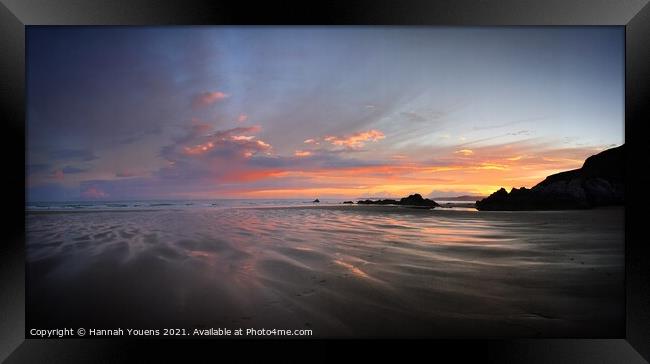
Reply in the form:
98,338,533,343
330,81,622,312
476,144,624,211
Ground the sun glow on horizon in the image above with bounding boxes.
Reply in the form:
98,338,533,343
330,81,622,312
26,27,623,202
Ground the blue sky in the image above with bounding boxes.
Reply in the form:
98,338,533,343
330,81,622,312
26,26,624,201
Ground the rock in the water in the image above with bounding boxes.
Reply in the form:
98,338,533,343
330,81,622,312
342,201,354,204
476,144,624,211
313,199,320,203
399,194,439,207
357,199,399,205
356,194,439,208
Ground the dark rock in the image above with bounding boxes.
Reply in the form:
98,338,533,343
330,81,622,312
342,201,354,204
357,199,399,205
313,199,320,203
356,193,439,208
399,194,439,207
476,144,624,211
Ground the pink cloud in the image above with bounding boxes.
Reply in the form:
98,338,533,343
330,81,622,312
192,91,229,108
237,113,248,122
294,150,312,157
81,187,108,199
231,135,255,141
256,140,271,148
184,141,216,155
175,125,270,157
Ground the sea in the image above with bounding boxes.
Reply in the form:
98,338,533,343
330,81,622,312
26,198,479,211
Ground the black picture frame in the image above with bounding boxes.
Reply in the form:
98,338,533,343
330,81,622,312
2,0,649,362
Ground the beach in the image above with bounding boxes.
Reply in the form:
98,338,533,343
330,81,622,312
26,204,624,338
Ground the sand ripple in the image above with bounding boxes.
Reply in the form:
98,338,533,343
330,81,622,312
26,206,624,337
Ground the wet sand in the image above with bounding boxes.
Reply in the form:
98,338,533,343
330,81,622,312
26,205,624,338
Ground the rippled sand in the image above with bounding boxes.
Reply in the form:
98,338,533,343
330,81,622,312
26,205,624,338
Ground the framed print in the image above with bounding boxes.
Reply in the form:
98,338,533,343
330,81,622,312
1,0,649,362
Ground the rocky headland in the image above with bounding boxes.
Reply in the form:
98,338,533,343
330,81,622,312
476,144,624,211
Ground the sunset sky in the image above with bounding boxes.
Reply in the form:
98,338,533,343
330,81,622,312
26,27,624,201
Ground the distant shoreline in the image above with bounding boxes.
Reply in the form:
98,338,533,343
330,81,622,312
26,203,625,215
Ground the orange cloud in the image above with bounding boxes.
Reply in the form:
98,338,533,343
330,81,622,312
177,126,270,157
219,169,284,183
256,140,271,148
454,149,474,156
220,142,609,198
506,155,524,161
192,91,229,107
184,141,215,155
294,150,312,157
322,129,385,149
475,162,508,170
129,126,615,200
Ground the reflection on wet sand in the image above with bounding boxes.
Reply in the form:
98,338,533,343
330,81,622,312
27,205,624,338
